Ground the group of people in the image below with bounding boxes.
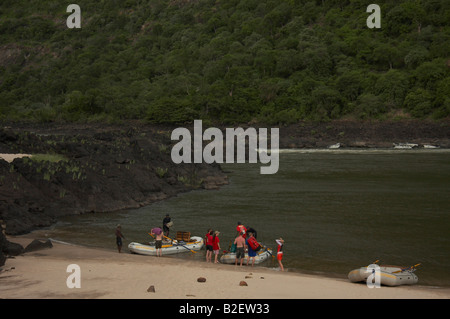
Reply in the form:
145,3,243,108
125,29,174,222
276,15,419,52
116,217,285,272
204,222,285,271
236,222,285,271
204,229,221,263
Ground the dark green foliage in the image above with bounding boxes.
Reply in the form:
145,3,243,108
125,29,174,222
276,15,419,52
0,0,449,124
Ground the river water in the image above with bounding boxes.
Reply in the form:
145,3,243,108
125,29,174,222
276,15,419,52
35,149,450,288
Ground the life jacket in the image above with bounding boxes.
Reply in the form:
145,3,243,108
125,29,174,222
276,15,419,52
237,225,247,238
247,236,261,251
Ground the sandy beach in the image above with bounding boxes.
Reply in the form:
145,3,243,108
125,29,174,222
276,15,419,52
0,153,32,163
0,236,448,300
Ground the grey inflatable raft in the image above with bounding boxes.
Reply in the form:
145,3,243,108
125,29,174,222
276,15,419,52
348,264,419,287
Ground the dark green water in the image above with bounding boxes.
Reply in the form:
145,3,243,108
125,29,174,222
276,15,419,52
37,149,450,287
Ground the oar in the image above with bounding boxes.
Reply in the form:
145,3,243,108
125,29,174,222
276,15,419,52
163,234,197,254
148,232,169,243
368,260,379,266
261,244,274,258
392,263,421,273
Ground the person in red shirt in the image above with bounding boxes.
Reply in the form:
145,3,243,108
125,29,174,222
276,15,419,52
212,231,221,263
205,229,213,263
236,222,247,239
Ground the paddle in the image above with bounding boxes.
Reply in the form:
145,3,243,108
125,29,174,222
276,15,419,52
392,263,421,273
260,244,274,258
161,234,197,254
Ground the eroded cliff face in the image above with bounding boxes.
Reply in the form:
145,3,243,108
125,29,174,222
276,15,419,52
0,124,228,235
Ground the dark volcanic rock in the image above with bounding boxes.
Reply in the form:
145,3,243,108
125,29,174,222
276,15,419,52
3,240,24,256
0,124,229,235
24,239,53,253
0,230,7,267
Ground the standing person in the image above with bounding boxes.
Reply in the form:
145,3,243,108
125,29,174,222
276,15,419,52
162,214,172,237
212,231,221,264
246,226,257,239
276,238,285,271
234,231,246,266
115,225,125,253
205,229,213,263
236,222,247,239
151,227,164,257
246,232,257,267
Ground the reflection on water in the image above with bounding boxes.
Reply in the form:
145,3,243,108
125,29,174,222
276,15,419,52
38,149,450,287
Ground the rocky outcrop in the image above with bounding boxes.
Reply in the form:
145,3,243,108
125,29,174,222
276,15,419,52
278,119,450,149
23,239,53,253
0,124,228,235
0,224,25,267
0,229,6,267
3,240,24,256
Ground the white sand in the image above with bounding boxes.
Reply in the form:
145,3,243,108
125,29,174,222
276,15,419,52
1,236,448,299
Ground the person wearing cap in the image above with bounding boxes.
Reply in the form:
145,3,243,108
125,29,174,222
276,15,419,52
115,225,125,253
212,231,221,264
246,232,257,267
246,226,257,239
163,214,171,237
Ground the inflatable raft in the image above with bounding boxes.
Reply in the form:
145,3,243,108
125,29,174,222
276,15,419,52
220,248,273,264
128,236,204,256
348,264,419,286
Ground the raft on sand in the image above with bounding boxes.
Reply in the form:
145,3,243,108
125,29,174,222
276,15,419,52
220,247,273,264
128,232,204,256
348,263,419,286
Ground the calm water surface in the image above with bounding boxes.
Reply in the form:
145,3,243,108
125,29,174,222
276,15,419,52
36,149,450,287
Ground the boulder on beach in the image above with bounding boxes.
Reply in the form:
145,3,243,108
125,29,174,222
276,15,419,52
197,277,207,283
3,241,24,256
24,239,53,253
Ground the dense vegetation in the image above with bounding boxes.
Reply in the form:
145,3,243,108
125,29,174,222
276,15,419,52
0,0,449,124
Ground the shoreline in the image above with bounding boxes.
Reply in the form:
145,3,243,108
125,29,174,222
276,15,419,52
1,236,449,299
1,119,449,235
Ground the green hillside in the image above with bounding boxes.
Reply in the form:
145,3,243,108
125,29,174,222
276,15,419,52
0,0,449,124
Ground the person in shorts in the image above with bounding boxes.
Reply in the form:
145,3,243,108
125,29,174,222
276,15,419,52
205,229,214,263
234,231,246,266
276,238,285,271
151,227,163,257
115,225,125,253
212,231,221,263
246,232,257,267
